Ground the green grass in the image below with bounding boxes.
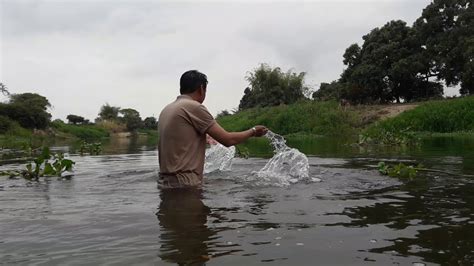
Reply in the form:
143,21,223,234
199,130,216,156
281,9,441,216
364,96,474,144
51,121,109,140
218,100,363,137
366,96,474,133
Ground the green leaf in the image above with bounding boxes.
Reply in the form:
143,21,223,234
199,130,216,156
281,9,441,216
43,163,55,176
41,147,51,160
62,159,75,171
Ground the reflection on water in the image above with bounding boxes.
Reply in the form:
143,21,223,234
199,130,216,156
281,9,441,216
0,135,473,265
157,188,214,265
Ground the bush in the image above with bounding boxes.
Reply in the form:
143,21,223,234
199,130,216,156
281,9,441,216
52,121,109,140
218,100,362,136
96,120,127,133
0,115,13,133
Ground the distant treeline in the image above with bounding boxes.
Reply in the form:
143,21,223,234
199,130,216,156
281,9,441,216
0,83,158,136
235,0,472,111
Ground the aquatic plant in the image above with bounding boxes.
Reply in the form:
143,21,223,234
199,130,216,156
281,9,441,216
0,147,75,180
378,162,419,178
79,141,102,156
359,128,420,146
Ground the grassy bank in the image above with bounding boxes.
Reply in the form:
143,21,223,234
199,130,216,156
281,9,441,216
364,96,474,143
51,121,110,140
218,100,363,136
218,97,474,146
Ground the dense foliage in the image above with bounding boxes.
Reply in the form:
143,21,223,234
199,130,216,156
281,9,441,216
51,120,109,140
238,64,308,110
0,93,52,129
220,100,362,136
143,116,158,130
66,114,86,125
313,0,473,104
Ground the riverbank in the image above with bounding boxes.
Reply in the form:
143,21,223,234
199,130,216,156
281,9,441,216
218,96,473,140
0,121,158,151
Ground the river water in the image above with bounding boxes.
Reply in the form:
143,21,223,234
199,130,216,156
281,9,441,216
0,135,473,265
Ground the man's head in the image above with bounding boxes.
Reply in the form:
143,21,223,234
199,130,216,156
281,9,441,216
180,70,208,93
180,70,208,103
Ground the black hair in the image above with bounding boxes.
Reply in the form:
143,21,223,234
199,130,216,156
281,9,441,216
180,70,208,94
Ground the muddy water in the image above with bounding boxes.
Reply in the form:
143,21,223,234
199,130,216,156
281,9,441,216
0,136,473,265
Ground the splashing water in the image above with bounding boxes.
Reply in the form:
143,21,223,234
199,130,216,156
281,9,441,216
204,143,236,173
254,131,316,186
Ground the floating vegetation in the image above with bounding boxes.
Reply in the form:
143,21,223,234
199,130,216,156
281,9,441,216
79,141,102,156
377,161,474,179
377,162,420,179
359,128,420,146
0,147,75,181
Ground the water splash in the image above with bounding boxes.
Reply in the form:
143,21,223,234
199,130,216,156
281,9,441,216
254,131,315,186
204,143,236,174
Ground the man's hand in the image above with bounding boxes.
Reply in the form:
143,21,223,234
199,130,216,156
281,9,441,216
207,123,268,147
253,125,268,137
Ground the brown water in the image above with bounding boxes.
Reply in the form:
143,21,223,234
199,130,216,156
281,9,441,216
0,135,473,265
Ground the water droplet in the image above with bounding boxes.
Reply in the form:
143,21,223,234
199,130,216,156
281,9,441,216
204,144,236,173
267,227,274,231
226,241,233,245
370,239,377,243
297,229,302,232
296,243,304,246
275,243,280,246
275,237,282,240
412,263,426,266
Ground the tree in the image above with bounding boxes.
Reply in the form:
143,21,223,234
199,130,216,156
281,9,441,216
119,108,142,132
98,103,120,121
0,83,10,95
143,116,158,130
312,82,346,101
216,110,231,119
413,0,474,95
339,20,443,103
0,93,52,129
238,64,308,110
66,114,85,125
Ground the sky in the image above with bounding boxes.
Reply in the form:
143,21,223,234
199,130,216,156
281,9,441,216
1,0,451,121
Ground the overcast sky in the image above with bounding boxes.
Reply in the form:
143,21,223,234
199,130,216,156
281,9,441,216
1,0,446,121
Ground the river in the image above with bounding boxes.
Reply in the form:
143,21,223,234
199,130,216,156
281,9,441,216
0,135,473,265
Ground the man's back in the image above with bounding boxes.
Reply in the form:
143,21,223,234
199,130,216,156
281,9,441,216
158,95,215,187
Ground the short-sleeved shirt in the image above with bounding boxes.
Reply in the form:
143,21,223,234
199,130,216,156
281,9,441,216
158,95,216,188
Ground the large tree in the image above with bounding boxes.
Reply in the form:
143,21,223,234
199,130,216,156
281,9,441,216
239,64,308,110
119,108,142,132
340,20,443,103
66,114,85,125
143,116,158,130
98,103,120,121
413,0,474,95
0,93,52,129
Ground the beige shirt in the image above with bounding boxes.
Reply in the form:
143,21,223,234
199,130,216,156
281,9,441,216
158,95,216,188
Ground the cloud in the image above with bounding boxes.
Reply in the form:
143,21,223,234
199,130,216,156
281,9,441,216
1,0,435,120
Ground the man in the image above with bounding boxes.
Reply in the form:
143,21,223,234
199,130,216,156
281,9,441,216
158,70,268,188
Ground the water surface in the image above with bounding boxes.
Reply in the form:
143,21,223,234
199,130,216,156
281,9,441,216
0,135,473,265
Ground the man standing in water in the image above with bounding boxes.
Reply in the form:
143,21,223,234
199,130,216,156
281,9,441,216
158,70,268,188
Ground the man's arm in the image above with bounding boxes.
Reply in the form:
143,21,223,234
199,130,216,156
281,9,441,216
206,123,267,147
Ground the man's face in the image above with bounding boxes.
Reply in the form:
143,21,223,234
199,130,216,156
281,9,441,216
199,84,207,103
